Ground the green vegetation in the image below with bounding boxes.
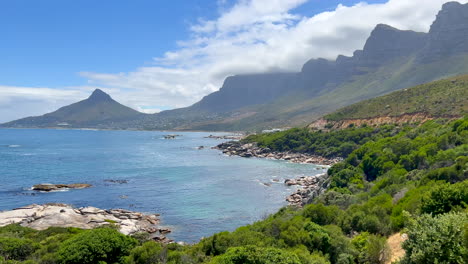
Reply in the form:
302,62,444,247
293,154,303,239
325,74,468,121
243,124,400,158
1,117,467,263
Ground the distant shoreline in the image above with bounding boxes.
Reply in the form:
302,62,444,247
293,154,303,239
0,126,246,134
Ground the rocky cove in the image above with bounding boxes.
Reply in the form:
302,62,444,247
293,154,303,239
214,141,338,207
0,130,340,243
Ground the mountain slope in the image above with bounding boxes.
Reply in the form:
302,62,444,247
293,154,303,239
324,74,468,121
307,74,468,130
143,1,468,131
2,89,145,128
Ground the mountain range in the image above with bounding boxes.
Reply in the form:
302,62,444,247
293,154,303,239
3,1,468,131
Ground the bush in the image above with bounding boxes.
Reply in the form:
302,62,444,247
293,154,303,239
125,241,165,264
303,204,341,226
56,228,137,264
0,237,38,261
211,246,301,264
402,212,468,264
421,181,468,215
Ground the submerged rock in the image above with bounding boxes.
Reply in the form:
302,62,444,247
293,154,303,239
104,179,129,184
32,183,92,192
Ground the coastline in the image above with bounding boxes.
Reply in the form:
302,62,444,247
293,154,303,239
214,141,342,166
0,126,247,134
214,141,339,207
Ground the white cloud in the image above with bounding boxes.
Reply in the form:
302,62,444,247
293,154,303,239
2,0,467,122
0,86,89,123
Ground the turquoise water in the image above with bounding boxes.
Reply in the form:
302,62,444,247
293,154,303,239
0,129,324,242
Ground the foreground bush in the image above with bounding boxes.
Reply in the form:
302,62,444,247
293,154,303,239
56,228,137,264
402,212,468,264
0,237,38,261
210,246,302,264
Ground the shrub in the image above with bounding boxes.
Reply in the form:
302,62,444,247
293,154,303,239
421,180,468,215
56,228,137,264
0,237,38,261
211,246,301,264
402,212,468,264
303,204,341,226
125,241,165,264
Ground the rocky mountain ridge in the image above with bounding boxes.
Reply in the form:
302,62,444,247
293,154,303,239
3,2,468,131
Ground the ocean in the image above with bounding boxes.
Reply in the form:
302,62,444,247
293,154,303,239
0,128,325,242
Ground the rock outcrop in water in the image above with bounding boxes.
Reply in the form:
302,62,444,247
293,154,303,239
0,204,172,243
32,183,92,192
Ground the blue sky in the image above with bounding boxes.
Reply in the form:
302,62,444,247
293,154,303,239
0,0,385,88
0,0,459,122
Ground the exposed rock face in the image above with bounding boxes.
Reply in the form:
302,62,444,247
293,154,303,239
360,24,427,65
0,204,171,242
299,24,426,92
191,73,297,113
214,141,342,166
32,183,92,192
421,1,468,61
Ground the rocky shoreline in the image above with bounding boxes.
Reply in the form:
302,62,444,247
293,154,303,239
205,134,244,140
0,204,173,243
284,174,330,207
214,141,342,165
214,141,336,207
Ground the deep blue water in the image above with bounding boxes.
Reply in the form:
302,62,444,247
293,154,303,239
0,129,325,242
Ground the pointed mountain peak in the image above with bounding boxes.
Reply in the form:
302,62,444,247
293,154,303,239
88,89,112,101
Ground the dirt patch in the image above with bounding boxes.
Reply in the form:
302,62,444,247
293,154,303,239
386,233,407,264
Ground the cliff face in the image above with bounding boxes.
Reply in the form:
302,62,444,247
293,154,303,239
420,1,468,61
191,73,297,112
299,25,427,91
360,24,427,65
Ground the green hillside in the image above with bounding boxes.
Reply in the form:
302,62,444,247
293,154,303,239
325,74,468,121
